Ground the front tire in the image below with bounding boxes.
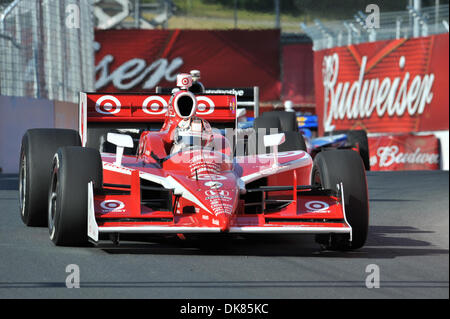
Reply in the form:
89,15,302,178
312,150,369,250
19,129,81,226
48,146,102,246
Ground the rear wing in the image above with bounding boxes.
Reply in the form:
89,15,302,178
79,92,237,148
156,86,260,118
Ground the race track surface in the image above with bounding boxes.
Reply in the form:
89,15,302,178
0,171,448,299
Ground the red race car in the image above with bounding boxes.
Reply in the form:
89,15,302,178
19,74,369,250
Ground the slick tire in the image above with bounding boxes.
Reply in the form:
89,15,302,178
278,131,307,152
330,130,370,171
311,150,369,250
19,129,81,226
48,146,102,246
262,111,299,132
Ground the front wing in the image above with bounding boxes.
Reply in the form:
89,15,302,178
87,180,352,243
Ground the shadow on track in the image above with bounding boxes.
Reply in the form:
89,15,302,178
98,225,448,259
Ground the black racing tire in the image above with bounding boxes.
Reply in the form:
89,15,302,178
328,130,370,171
262,111,299,132
48,146,102,246
19,129,81,226
311,150,369,250
278,131,307,152
253,116,281,135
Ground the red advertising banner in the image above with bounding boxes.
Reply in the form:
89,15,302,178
369,134,440,171
314,33,449,135
281,43,315,106
95,29,280,102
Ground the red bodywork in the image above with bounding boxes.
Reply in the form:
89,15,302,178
80,92,352,241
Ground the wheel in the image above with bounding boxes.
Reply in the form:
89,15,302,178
48,146,102,246
311,149,369,250
19,129,81,226
252,116,306,153
327,130,370,170
345,130,370,171
278,131,307,152
262,111,299,132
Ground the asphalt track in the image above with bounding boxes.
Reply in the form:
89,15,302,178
0,171,448,299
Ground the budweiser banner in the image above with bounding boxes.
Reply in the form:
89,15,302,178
369,134,440,171
314,33,449,135
95,29,280,101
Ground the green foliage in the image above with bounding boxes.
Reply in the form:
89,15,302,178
200,0,448,18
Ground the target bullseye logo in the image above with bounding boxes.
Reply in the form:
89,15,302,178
305,200,330,212
100,200,125,212
142,96,168,115
177,73,192,88
196,96,215,115
95,95,121,114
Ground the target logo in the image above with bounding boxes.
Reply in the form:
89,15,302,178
142,96,168,115
177,73,192,88
196,96,215,115
305,201,330,212
100,200,125,212
95,95,122,114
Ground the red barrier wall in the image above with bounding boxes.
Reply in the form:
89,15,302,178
95,29,281,102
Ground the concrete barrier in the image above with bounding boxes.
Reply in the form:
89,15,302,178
0,96,78,173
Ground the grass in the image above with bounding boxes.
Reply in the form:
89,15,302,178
141,0,313,32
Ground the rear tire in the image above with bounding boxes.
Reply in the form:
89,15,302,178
262,111,299,132
48,146,102,246
312,150,369,250
19,129,81,226
328,130,370,171
278,131,307,152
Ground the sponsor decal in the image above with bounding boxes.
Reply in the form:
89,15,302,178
190,162,221,176
205,89,245,96
204,181,223,189
100,200,125,213
196,96,215,115
95,95,122,114
305,200,330,212
194,174,227,181
210,202,234,215
142,95,168,115
204,189,232,201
